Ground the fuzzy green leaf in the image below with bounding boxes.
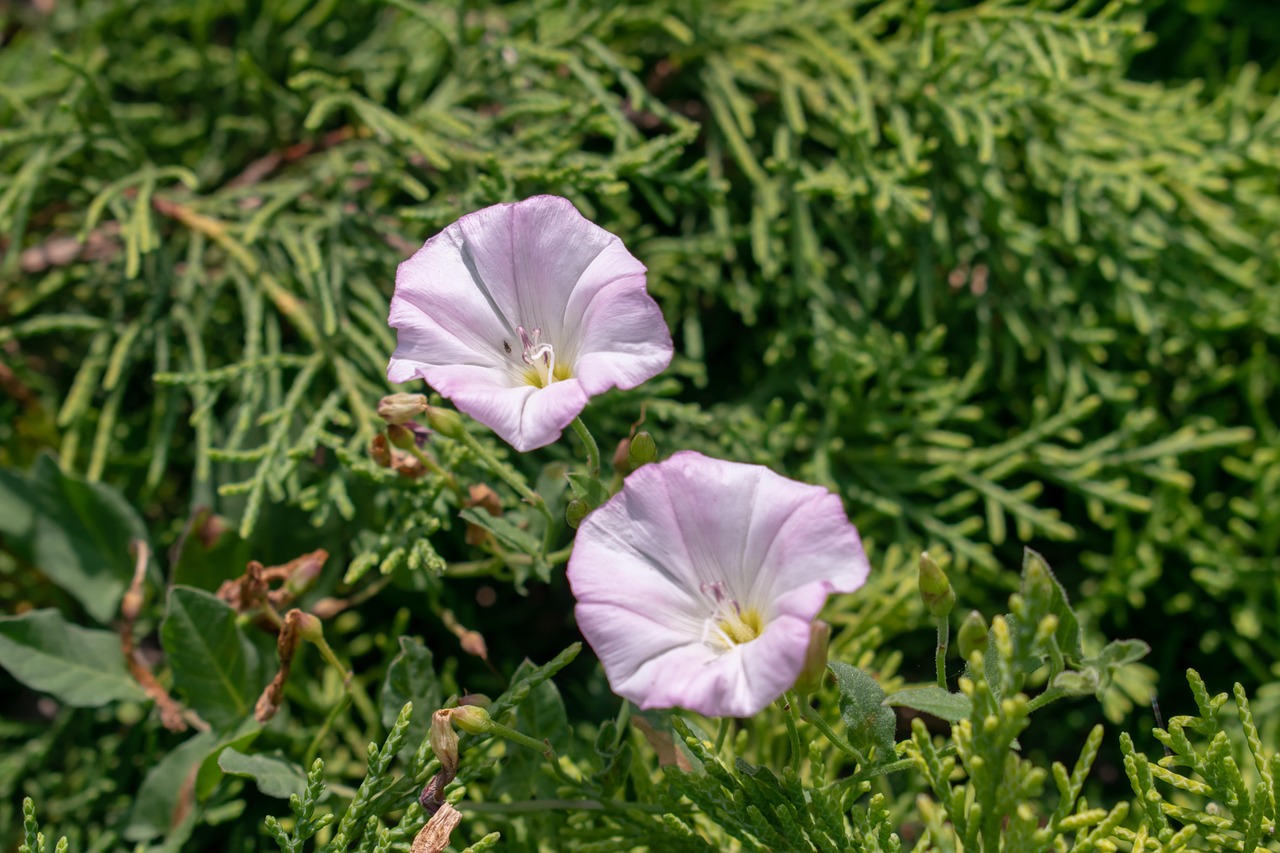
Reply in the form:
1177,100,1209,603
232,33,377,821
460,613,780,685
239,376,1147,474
830,662,896,763
380,635,442,756
883,685,973,723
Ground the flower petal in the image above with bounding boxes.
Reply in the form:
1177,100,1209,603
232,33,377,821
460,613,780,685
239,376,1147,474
387,196,672,451
568,451,870,717
423,365,590,452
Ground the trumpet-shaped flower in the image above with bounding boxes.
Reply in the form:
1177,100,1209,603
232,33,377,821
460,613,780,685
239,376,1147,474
387,196,673,451
567,451,870,718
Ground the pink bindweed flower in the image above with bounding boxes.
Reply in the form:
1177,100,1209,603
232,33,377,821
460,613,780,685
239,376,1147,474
387,196,673,451
567,451,870,718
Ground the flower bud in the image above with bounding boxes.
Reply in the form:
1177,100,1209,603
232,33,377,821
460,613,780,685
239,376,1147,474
430,709,460,775
627,431,657,468
424,405,466,440
387,423,417,451
458,693,492,709
612,437,632,473
370,434,393,467
377,393,428,425
450,704,493,735
918,552,955,618
957,610,989,659
793,620,831,695
565,498,590,529
293,611,325,644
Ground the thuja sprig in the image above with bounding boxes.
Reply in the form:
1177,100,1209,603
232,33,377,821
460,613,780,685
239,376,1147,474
1116,670,1279,850
18,799,68,853
263,703,416,853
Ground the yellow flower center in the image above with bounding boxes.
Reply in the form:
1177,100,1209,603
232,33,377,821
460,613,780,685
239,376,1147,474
716,608,763,646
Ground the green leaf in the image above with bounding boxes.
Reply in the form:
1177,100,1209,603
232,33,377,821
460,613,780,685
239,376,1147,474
492,658,570,800
218,748,307,799
566,471,610,509
0,455,149,624
883,685,973,723
1020,549,1083,661
489,642,581,718
380,636,442,756
458,507,542,555
829,662,896,763
1078,638,1151,694
160,586,263,731
0,609,145,706
124,721,257,842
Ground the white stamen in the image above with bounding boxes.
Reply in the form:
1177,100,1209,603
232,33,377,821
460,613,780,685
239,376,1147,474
517,325,556,386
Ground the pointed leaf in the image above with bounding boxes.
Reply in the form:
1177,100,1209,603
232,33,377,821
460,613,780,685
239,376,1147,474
218,748,307,799
883,685,973,723
0,455,148,624
1020,549,1083,661
0,609,145,706
160,586,263,731
380,636,442,756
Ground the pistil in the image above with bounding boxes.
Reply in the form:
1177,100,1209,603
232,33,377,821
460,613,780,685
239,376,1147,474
517,325,557,387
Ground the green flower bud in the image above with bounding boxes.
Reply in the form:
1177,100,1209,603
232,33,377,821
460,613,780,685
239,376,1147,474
377,393,428,425
957,610,989,659
627,431,657,468
918,551,956,618
387,423,416,451
793,620,831,696
293,611,325,645
565,498,590,529
425,405,466,440
450,705,493,735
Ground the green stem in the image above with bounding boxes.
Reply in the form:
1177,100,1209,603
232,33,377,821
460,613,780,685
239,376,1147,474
405,442,463,497
1026,686,1069,713
457,430,550,519
936,613,950,690
798,702,868,764
458,799,676,815
570,417,600,477
305,693,352,768
779,696,803,775
713,717,732,753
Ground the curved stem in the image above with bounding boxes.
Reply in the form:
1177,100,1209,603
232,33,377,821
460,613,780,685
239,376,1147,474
570,417,600,478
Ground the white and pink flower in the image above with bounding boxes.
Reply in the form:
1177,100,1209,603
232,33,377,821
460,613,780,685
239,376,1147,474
567,451,870,718
387,195,672,451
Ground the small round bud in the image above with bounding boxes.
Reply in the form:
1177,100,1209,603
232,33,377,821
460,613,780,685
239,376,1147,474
627,431,657,468
294,611,324,644
425,406,466,440
793,620,831,695
387,423,417,451
957,610,989,659
377,393,428,425
450,705,493,735
370,434,393,467
918,552,956,618
565,499,590,529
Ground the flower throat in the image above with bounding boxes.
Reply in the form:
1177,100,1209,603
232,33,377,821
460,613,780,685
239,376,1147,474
700,581,763,650
516,325,571,388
